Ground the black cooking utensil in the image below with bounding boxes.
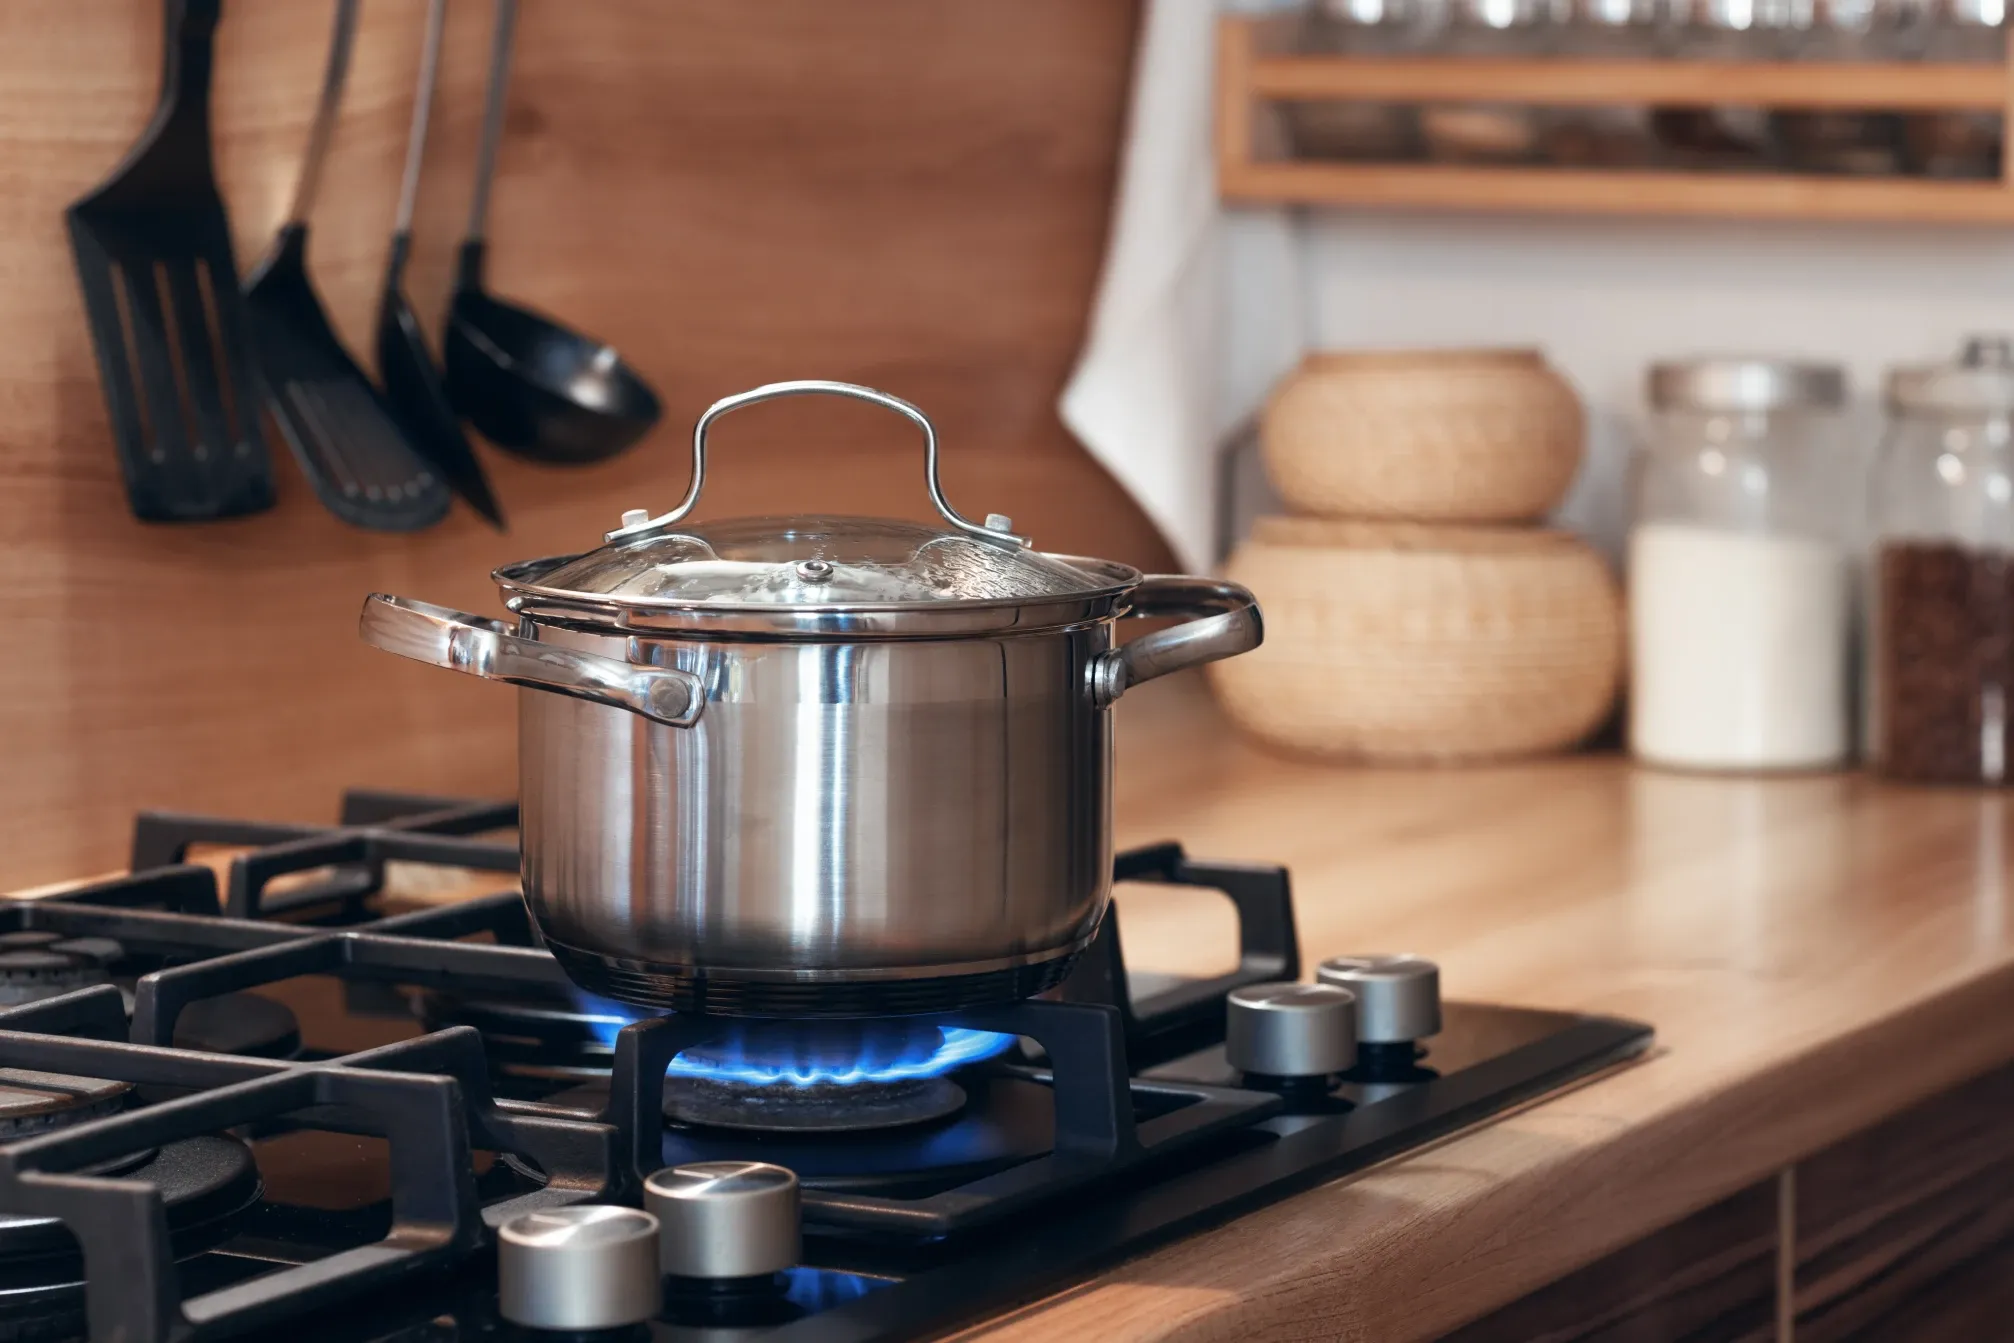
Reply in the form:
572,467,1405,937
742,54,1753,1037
376,0,504,529
245,0,452,533
66,0,275,522
443,0,662,465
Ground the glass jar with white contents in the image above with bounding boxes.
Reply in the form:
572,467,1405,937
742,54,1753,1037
1629,359,1856,772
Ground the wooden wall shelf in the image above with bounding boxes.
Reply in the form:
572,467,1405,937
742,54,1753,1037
1217,14,2014,222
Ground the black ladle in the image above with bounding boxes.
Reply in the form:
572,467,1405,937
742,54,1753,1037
443,0,661,464
377,0,503,528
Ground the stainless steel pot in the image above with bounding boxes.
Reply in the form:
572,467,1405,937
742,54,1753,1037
360,381,1261,1016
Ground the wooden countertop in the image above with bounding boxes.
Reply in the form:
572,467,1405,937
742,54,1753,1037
967,674,2014,1341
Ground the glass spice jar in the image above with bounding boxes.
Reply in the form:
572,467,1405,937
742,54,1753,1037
1545,0,1668,168
1774,0,1911,175
1905,0,2006,179
1287,0,1439,161
1869,337,2014,784
1629,359,1857,772
1421,0,1555,164
1652,0,1797,169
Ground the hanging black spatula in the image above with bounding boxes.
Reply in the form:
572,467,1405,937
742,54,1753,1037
66,0,275,522
376,0,503,529
245,0,451,533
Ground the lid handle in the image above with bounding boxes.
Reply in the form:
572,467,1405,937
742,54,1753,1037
603,380,1029,547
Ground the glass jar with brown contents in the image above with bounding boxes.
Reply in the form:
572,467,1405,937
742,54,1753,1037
1870,337,2014,783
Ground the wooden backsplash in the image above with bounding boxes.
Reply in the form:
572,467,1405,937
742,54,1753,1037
0,0,1159,886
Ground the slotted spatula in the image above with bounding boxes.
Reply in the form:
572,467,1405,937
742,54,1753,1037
376,0,504,529
244,0,451,533
66,0,275,522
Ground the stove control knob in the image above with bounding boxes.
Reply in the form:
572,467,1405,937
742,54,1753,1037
498,1204,661,1330
646,1160,800,1279
1317,955,1442,1043
1224,982,1358,1078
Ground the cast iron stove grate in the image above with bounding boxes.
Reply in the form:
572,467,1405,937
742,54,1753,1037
0,792,1652,1342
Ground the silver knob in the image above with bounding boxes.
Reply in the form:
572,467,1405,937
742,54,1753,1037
498,1204,661,1330
1224,982,1358,1077
646,1161,800,1279
1317,955,1442,1043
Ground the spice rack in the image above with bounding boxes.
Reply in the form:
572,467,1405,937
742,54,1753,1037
1217,14,2014,222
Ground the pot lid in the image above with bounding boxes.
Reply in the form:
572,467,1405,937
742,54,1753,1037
497,380,1134,629
534,513,1112,606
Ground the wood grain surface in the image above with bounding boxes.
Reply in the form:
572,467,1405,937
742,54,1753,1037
949,675,2014,1342
0,0,1160,887
1794,1062,2014,1341
1442,1180,1778,1343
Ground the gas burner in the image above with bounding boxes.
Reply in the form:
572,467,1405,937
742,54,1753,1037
655,1072,1084,1195
172,994,301,1060
0,1069,130,1140
667,1075,968,1134
0,929,297,1059
0,932,116,1007
0,1136,260,1276
661,1020,1013,1135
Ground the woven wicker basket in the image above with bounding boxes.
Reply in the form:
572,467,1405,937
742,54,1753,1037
1261,349,1584,523
1209,517,1622,764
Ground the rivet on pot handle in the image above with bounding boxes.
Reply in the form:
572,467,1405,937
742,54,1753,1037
1088,577,1263,708
359,594,705,728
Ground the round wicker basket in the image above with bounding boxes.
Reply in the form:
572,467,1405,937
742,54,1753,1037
1261,349,1584,522
1209,517,1622,764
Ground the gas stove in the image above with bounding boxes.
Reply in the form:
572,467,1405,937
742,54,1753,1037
0,792,1651,1342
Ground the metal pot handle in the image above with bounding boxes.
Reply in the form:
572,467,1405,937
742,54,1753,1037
1088,577,1263,708
359,594,705,728
601,379,1028,548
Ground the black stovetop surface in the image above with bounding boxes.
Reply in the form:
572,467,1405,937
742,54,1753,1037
0,792,1652,1343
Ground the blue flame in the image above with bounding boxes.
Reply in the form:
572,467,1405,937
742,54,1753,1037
572,994,1015,1088
782,1265,891,1309
577,995,640,1050
667,1026,1013,1088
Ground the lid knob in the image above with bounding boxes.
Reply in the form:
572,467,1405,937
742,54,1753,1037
646,1160,800,1280
1224,982,1358,1078
1316,955,1442,1043
497,1204,661,1330
619,508,651,528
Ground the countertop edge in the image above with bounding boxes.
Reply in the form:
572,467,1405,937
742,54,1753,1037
969,956,2014,1342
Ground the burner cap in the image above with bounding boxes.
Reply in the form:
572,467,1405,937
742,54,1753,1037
0,941,113,1007
664,1076,967,1133
173,994,302,1060
0,1069,130,1138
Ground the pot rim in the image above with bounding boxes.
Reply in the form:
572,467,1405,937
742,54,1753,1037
494,551,1146,637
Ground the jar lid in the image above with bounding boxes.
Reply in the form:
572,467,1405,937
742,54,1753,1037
1689,0,1805,29
1454,0,1547,27
1887,334,2014,413
493,380,1139,637
1575,0,1656,24
1318,0,1415,23
1946,0,2005,27
1647,358,1847,412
